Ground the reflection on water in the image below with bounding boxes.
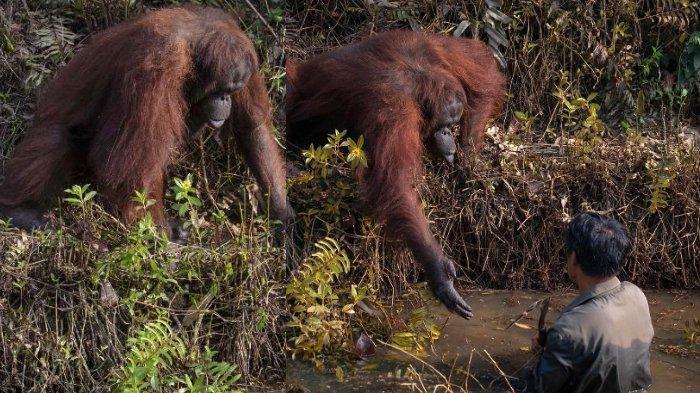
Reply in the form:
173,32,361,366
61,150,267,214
287,290,699,392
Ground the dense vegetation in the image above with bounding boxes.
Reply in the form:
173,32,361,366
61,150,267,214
1,1,286,390
0,0,697,391
285,0,699,373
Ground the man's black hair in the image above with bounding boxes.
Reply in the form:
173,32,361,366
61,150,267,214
566,212,631,277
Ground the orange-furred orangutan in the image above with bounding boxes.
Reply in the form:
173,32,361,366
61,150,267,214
0,6,293,235
286,31,505,319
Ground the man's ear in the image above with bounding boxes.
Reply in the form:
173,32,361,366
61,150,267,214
569,251,578,266
566,250,578,280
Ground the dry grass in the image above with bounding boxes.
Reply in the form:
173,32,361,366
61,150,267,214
0,0,698,391
285,0,699,295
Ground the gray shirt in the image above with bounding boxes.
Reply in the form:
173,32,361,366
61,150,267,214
529,277,654,393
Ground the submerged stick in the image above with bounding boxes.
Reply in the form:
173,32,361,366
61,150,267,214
483,349,515,393
505,298,544,330
464,348,474,392
378,339,451,388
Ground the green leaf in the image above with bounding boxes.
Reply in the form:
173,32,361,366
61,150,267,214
514,111,528,121
572,97,587,107
453,20,470,37
485,26,508,47
486,8,513,24
636,91,646,115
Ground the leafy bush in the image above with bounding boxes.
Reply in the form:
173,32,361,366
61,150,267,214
115,317,242,392
1,170,285,390
286,237,371,366
287,133,445,364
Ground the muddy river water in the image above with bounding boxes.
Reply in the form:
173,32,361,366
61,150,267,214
288,290,699,392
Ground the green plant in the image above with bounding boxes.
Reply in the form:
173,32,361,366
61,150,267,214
646,150,681,213
345,135,368,170
390,302,441,354
639,39,695,111
24,16,77,89
63,184,97,208
288,131,442,362
63,183,99,224
287,238,371,365
175,347,242,393
267,5,284,25
641,45,664,78
302,130,367,176
93,191,173,311
115,316,242,392
513,110,536,133
679,32,700,84
683,316,700,345
134,189,157,214
291,130,366,225
115,317,186,391
554,72,605,157
171,174,204,233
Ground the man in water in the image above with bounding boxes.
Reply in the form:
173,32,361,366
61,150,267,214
525,212,654,392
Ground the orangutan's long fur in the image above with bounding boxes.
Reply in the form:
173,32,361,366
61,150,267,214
286,31,505,317
0,6,291,231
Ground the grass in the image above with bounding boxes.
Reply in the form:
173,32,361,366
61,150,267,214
0,0,698,391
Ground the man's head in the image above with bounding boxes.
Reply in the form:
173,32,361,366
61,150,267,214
565,212,631,285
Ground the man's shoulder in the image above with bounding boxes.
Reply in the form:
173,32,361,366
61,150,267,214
553,283,640,329
550,309,588,344
619,281,653,317
620,281,647,298
569,280,648,314
552,280,653,343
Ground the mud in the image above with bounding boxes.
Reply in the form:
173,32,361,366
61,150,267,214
287,290,699,392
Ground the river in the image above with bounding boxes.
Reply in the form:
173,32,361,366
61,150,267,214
288,290,699,392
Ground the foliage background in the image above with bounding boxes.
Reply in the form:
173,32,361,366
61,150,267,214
0,0,698,391
285,0,699,295
1,0,286,391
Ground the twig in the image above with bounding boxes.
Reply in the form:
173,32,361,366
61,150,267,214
410,365,429,392
242,0,279,41
505,297,544,330
378,339,452,388
483,349,515,393
464,348,474,392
